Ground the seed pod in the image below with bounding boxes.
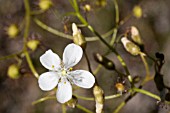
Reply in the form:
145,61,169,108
94,53,115,70
66,96,77,108
7,24,19,38
154,72,164,92
133,5,142,18
72,23,86,49
121,37,141,56
93,85,104,113
7,64,20,79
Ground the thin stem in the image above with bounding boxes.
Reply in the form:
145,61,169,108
132,87,160,100
33,18,114,41
23,0,31,50
104,94,121,99
113,101,125,113
62,104,67,113
74,93,121,101
110,0,119,45
24,51,39,78
76,104,94,113
0,51,22,61
93,64,102,75
73,94,94,101
24,0,39,79
140,53,150,77
84,50,92,73
32,96,56,105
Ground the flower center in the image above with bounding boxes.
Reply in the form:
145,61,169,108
61,69,67,76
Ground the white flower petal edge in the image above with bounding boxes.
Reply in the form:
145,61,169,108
38,72,59,91
70,70,95,88
40,49,61,70
63,43,83,69
57,79,72,103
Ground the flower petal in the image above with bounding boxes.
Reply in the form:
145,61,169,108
40,49,61,70
69,70,95,88
63,43,83,69
38,71,59,91
57,79,72,103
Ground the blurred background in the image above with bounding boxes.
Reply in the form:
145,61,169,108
0,0,170,113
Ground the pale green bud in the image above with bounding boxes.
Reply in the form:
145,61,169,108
27,40,40,51
7,24,19,38
133,6,142,18
39,0,52,11
7,64,20,79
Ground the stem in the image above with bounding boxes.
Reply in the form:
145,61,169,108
93,64,102,75
32,96,56,105
23,0,31,50
24,51,39,78
84,50,92,73
33,18,114,42
133,87,160,100
140,53,150,76
74,93,121,101
62,104,67,113
0,51,22,61
104,94,121,99
24,0,39,79
73,94,94,101
113,102,125,113
76,104,94,113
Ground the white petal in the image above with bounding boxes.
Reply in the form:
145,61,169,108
69,70,95,88
57,79,72,103
38,72,59,91
63,43,83,69
40,49,61,70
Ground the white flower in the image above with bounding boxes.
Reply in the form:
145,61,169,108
38,43,95,103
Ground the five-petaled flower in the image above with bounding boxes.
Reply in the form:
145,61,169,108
38,43,95,103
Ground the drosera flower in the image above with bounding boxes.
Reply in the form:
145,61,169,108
38,43,95,103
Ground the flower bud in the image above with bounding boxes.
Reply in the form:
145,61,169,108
93,85,104,113
72,23,86,49
66,96,77,108
133,76,141,83
96,0,107,7
27,40,40,51
83,4,91,12
7,64,20,79
121,37,141,56
7,24,19,38
130,26,143,45
133,5,142,18
154,72,164,92
39,0,52,11
94,53,115,70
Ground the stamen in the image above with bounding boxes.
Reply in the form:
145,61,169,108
52,65,55,68
69,68,73,71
